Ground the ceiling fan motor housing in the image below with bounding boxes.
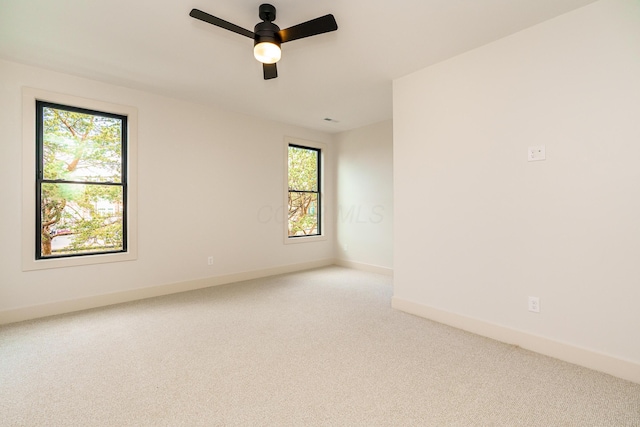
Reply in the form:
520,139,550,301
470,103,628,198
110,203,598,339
254,21,281,47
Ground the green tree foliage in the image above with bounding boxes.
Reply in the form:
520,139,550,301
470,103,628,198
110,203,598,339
288,146,319,236
40,106,124,256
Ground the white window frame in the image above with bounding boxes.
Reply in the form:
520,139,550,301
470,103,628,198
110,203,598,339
21,87,138,271
283,136,326,244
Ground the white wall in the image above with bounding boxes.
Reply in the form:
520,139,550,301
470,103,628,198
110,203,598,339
393,0,640,381
335,120,393,273
0,60,334,318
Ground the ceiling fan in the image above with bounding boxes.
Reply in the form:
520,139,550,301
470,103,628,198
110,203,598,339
189,4,338,80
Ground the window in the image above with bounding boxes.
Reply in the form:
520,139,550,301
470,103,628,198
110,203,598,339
36,102,127,259
287,143,321,238
22,88,137,271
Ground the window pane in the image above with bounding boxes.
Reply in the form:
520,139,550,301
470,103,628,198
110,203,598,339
40,182,124,257
42,106,123,183
288,146,318,191
288,192,319,236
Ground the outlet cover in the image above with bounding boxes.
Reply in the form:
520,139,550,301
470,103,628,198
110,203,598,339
528,296,540,313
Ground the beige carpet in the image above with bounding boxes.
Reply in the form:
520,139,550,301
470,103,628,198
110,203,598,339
1,266,639,426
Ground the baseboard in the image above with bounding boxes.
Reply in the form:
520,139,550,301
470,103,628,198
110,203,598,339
0,258,334,325
392,296,640,385
334,259,393,276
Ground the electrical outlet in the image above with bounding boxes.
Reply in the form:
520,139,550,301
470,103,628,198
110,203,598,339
207,256,213,266
528,296,540,313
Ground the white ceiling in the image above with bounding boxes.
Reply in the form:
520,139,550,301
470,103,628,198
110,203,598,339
0,0,598,133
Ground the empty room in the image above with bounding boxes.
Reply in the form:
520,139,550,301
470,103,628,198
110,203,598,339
1,0,639,425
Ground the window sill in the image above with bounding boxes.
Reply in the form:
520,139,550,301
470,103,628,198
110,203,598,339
284,234,327,245
22,250,137,271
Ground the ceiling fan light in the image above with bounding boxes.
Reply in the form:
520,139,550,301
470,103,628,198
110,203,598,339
254,41,281,64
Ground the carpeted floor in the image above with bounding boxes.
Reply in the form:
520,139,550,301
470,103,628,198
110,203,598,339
1,266,639,426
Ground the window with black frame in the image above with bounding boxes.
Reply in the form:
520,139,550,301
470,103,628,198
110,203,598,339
36,101,127,259
287,144,321,237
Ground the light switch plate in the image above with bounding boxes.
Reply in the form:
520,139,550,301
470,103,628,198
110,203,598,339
528,146,546,162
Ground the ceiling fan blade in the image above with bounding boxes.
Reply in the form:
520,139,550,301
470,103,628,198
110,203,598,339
189,9,254,39
263,63,278,80
279,14,338,43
